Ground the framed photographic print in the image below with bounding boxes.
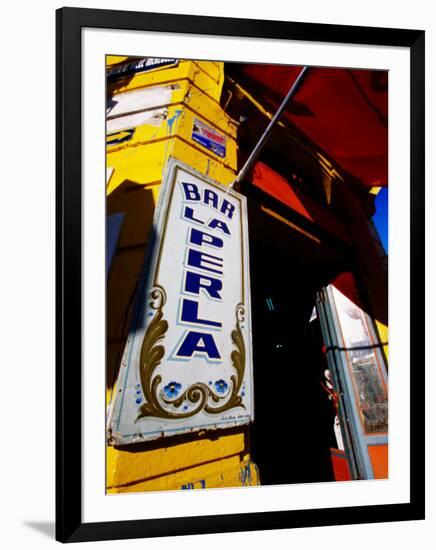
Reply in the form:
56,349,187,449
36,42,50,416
56,7,425,543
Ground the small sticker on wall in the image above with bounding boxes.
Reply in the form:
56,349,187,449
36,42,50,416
192,118,226,158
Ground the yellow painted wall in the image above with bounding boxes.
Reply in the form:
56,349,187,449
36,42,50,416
106,58,259,493
106,57,389,489
106,55,129,66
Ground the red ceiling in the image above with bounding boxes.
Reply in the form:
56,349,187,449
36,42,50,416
237,65,388,188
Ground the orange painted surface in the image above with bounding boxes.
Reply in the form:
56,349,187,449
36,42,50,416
239,66,388,187
368,444,388,479
252,161,313,220
330,448,352,481
251,161,351,244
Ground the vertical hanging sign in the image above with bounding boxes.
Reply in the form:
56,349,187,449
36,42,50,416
108,158,254,444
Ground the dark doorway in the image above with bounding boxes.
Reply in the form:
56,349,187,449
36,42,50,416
249,238,337,485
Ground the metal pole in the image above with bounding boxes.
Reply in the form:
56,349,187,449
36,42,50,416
230,66,309,188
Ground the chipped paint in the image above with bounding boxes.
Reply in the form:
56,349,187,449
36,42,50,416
239,460,258,486
107,108,168,134
107,84,177,117
167,108,183,135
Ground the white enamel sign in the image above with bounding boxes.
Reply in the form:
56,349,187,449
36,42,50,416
108,159,254,444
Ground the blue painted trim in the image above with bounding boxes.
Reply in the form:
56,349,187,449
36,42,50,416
365,435,388,446
316,295,359,480
324,286,375,480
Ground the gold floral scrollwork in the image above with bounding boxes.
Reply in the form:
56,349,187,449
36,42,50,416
204,303,246,414
136,285,169,419
137,297,246,420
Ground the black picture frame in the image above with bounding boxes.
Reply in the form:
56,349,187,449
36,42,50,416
56,7,425,543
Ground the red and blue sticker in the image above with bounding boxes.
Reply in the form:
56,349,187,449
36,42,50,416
192,118,226,158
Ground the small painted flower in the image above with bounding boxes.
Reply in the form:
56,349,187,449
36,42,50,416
214,379,228,394
163,381,182,398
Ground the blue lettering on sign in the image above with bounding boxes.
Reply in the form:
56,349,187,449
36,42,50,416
208,219,230,235
183,206,207,226
175,179,238,362
185,271,223,300
183,206,204,225
204,189,219,209
181,182,235,221
176,331,221,360
180,298,222,328
220,199,235,219
187,248,223,275
183,206,231,235
189,228,223,249
182,182,201,201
